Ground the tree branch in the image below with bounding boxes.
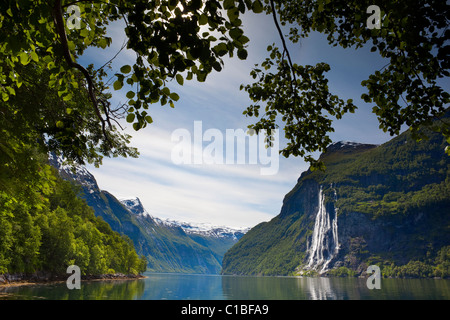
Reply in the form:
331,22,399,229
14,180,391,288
97,38,129,72
269,0,299,107
52,0,111,144
269,0,296,84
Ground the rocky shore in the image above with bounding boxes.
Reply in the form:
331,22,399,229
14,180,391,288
0,272,145,287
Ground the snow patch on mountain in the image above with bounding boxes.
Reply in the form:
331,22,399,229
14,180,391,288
159,219,250,240
118,197,249,239
48,153,98,193
331,141,363,148
119,197,152,217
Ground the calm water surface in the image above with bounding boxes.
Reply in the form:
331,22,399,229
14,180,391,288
1,272,449,300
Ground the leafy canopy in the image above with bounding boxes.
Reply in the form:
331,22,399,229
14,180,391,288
0,0,448,168
243,0,449,167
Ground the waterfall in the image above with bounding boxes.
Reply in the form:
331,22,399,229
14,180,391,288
305,186,339,273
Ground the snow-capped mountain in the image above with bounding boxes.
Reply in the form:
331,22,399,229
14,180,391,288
48,153,98,193
325,141,379,156
119,197,249,240
49,156,249,274
331,140,362,148
159,219,250,240
328,140,378,150
119,197,151,216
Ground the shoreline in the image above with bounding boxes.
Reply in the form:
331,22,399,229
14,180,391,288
0,273,147,288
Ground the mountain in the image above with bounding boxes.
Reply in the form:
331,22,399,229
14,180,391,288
162,219,248,264
119,197,248,267
49,155,246,274
222,126,450,278
160,219,249,240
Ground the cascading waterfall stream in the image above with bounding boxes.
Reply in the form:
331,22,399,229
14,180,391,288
306,186,339,273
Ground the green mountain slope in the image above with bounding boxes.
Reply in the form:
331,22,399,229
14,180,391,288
222,127,450,278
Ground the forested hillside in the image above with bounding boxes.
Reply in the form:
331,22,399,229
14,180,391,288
0,60,145,278
0,152,146,276
222,124,450,278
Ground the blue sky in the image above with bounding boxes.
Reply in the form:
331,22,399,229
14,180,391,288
80,11,398,228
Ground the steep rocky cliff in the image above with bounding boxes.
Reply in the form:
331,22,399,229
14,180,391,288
222,128,450,278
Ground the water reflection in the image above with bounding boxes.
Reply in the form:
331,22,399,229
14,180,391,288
0,279,145,300
303,277,340,300
221,276,347,300
139,274,224,300
221,275,450,300
1,273,449,300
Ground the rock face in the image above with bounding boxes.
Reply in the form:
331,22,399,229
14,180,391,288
222,127,450,277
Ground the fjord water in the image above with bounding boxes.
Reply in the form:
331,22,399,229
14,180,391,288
1,272,449,300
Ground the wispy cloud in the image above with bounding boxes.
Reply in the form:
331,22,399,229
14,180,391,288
88,122,306,227
82,11,398,228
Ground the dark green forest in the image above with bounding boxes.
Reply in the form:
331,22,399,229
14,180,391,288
0,143,146,276
0,61,146,277
0,144,146,276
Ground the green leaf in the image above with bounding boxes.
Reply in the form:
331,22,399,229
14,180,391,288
213,43,228,56
113,80,123,90
126,113,135,123
227,7,239,22
30,51,39,62
224,0,235,10
145,115,153,124
67,41,76,51
2,91,9,102
176,74,184,86
230,28,244,40
98,38,108,49
120,65,132,74
238,35,250,45
237,48,248,60
318,2,324,12
252,0,263,13
63,93,73,101
56,121,64,128
6,86,15,96
80,28,89,37
212,61,222,72
162,87,171,96
126,91,135,99
169,92,180,101
19,52,30,65
197,72,207,82
199,14,208,25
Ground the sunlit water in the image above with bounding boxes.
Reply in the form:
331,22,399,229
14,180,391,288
1,272,449,300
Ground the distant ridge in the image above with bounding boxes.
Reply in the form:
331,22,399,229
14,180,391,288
50,157,248,274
